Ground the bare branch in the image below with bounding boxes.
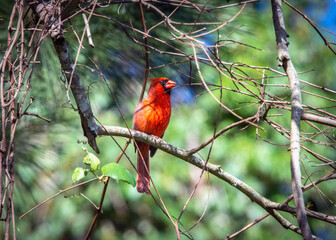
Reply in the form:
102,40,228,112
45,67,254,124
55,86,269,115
226,213,269,239
84,178,109,240
282,0,336,55
272,1,313,239
53,36,100,153
138,0,150,102
301,113,336,128
19,178,97,219
82,13,95,47
97,126,336,225
32,1,101,153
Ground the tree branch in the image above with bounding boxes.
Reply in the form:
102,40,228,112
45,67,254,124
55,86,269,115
19,178,97,219
52,30,100,153
282,0,336,55
32,1,100,153
271,0,313,239
301,113,336,127
97,126,336,227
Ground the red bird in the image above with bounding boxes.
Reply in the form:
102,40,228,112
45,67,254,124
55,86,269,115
132,77,176,194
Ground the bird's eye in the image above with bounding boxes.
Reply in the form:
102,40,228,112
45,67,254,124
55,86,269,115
159,80,168,87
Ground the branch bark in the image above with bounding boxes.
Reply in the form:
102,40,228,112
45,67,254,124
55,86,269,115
32,1,100,153
97,126,336,228
271,0,313,239
52,36,100,153
301,113,336,127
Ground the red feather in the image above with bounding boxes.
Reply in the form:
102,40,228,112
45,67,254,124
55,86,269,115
132,77,176,194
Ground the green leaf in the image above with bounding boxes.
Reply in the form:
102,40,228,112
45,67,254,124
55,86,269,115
101,163,136,187
83,152,100,171
72,167,88,183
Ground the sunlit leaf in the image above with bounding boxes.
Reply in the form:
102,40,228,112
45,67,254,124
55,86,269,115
72,167,88,183
101,163,136,187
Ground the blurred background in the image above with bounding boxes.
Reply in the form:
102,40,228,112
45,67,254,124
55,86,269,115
1,0,335,239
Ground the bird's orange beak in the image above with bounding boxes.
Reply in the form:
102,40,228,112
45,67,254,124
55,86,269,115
165,80,176,89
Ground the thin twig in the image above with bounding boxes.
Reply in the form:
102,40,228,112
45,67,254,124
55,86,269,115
19,178,97,219
84,177,109,239
226,213,269,239
138,0,150,102
82,12,95,47
282,0,336,55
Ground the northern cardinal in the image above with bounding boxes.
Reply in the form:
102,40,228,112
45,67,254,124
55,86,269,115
132,77,176,194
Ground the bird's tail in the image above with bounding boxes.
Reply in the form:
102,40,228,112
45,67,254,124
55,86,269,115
136,142,151,195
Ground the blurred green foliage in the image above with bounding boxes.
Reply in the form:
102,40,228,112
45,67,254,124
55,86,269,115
1,1,336,239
